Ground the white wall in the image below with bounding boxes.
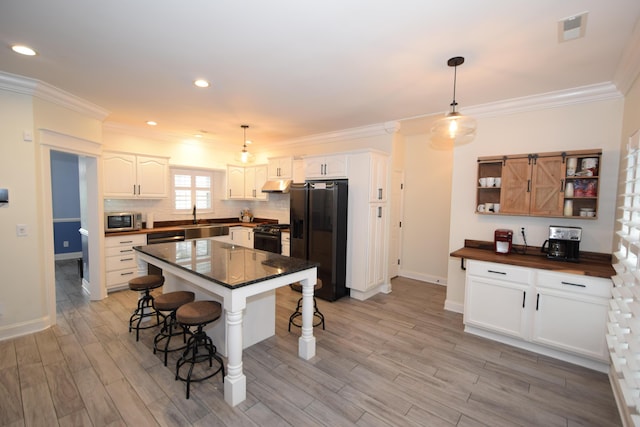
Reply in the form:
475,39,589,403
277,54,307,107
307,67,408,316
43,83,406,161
400,132,453,284
0,90,45,332
444,98,624,310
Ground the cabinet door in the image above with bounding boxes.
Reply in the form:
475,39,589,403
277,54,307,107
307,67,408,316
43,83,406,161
267,157,292,179
365,204,386,290
369,154,388,202
137,156,168,198
500,158,531,215
304,157,326,178
104,153,137,197
532,288,608,361
253,165,268,200
244,167,256,198
325,154,348,178
464,274,529,339
227,166,245,199
530,156,564,216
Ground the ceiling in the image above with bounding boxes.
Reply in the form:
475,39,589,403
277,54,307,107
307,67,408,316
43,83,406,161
1,1,639,148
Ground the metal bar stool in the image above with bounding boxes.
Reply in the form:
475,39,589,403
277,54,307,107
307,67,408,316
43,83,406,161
175,300,225,399
128,274,164,341
153,291,195,366
288,281,325,332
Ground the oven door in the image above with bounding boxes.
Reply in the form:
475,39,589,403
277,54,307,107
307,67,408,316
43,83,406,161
254,232,281,254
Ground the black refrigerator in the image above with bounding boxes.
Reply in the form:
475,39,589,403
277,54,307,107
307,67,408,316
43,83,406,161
290,179,348,301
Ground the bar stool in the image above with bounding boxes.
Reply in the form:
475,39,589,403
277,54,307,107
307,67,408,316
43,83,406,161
175,300,225,399
128,274,164,341
153,291,195,366
288,281,325,332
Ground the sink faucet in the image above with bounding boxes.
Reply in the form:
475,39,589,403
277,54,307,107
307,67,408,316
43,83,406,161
192,205,197,224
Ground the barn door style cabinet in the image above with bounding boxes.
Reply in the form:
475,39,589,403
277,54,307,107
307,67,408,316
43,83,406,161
476,149,601,219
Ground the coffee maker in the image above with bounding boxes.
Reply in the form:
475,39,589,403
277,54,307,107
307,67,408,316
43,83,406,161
541,225,581,262
494,229,513,254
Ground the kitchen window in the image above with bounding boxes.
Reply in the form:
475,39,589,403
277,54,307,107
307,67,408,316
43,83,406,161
172,168,213,212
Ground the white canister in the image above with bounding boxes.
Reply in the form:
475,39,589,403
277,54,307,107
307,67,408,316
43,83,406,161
566,158,578,176
563,200,573,217
565,182,574,197
146,213,154,229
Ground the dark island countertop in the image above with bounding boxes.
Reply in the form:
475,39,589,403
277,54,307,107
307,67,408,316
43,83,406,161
450,239,615,279
134,239,317,289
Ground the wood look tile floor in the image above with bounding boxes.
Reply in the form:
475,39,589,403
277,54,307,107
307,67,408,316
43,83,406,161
0,260,621,426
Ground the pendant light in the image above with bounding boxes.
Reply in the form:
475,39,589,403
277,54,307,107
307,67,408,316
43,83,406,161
430,56,477,149
239,124,253,164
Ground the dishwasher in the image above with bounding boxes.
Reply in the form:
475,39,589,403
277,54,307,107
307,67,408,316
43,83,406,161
145,229,186,275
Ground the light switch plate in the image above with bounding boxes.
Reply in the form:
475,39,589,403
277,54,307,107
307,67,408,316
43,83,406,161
16,224,28,237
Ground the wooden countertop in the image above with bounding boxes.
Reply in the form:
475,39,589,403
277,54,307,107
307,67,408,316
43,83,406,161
105,218,277,237
450,240,615,279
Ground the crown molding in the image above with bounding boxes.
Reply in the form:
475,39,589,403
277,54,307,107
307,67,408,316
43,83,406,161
272,121,400,148
0,71,109,120
461,82,622,119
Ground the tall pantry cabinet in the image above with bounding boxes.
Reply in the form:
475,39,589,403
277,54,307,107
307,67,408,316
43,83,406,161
346,151,390,300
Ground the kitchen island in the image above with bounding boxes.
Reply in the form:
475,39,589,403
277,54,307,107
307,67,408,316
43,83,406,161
134,238,318,406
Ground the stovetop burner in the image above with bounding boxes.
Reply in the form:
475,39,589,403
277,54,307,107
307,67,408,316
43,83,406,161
254,224,290,234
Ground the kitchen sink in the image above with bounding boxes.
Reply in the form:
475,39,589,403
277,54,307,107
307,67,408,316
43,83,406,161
182,224,229,240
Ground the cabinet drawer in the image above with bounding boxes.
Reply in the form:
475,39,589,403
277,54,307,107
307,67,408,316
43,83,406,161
467,260,532,284
105,246,137,257
106,254,138,270
536,271,611,298
105,234,146,247
106,268,137,287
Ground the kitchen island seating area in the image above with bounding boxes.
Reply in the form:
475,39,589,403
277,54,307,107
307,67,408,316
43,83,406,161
288,281,325,332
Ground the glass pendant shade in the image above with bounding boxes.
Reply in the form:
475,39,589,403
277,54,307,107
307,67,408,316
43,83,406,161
237,124,254,163
430,111,477,149
429,56,476,149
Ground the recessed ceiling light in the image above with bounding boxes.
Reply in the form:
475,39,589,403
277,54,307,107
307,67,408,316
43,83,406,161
194,79,210,88
146,121,157,126
194,134,203,138
11,44,37,56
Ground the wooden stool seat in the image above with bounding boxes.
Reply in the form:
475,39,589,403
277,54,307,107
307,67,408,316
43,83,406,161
153,291,195,366
175,300,225,399
128,275,165,341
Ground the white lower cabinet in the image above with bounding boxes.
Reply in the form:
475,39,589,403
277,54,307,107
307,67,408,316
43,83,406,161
464,260,610,368
464,261,531,339
229,226,253,248
532,271,609,361
281,231,290,256
105,234,147,292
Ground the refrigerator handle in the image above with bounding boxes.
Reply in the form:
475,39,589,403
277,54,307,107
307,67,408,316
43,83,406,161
293,219,304,239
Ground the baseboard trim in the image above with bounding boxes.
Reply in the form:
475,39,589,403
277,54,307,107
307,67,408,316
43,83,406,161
0,316,52,342
398,270,447,286
465,325,609,373
444,300,464,314
55,251,82,261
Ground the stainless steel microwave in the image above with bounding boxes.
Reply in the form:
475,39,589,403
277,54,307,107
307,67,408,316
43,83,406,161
105,212,142,232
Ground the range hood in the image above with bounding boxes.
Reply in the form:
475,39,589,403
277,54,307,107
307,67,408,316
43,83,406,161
261,179,292,193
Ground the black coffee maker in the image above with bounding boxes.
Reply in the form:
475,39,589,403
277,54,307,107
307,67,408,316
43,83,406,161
541,225,582,262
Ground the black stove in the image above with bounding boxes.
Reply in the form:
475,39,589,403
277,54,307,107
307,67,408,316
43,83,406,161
253,224,289,253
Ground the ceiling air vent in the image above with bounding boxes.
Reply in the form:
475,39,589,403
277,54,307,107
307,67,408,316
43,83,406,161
558,12,588,42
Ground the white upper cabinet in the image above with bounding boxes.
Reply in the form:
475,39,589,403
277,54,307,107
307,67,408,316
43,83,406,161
267,157,293,180
244,165,268,200
104,152,168,198
304,154,348,179
368,152,388,202
226,164,268,200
